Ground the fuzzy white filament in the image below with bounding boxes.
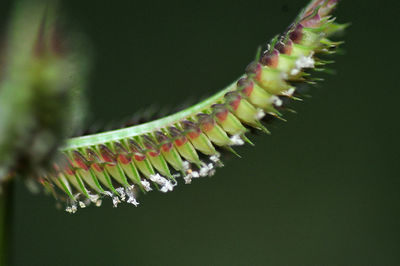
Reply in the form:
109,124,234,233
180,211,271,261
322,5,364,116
230,135,244,146
141,179,152,192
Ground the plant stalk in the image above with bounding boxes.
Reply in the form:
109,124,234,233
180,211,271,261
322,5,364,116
0,181,13,266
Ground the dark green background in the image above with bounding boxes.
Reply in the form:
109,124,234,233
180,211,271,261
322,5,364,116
2,0,400,265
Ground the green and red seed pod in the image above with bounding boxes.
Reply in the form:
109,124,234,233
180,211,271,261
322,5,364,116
141,135,160,157
211,104,247,136
71,150,104,194
245,62,291,95
86,148,103,173
169,126,187,147
128,138,156,179
86,148,119,194
299,27,324,47
52,172,74,201
97,144,131,188
97,144,130,187
70,150,104,195
127,139,146,162
197,113,231,147
155,131,184,172
155,131,173,152
237,78,279,115
141,135,172,179
98,144,117,165
62,155,76,176
301,11,323,28
275,40,293,55
181,120,216,156
304,0,338,21
59,154,90,199
224,91,263,129
260,49,279,68
260,48,299,75
51,157,76,198
113,142,131,165
113,141,144,189
72,150,89,171
168,126,201,166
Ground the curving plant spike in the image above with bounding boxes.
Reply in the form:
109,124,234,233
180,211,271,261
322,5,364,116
38,0,347,213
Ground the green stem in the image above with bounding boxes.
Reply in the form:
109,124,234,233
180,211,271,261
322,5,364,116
63,79,241,151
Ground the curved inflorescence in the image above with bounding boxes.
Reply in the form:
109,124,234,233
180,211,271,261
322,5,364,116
38,0,346,212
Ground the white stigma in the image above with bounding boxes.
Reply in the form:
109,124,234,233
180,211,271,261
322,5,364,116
150,174,174,193
116,187,126,201
183,175,192,184
296,54,315,69
256,108,266,120
183,161,190,171
95,199,102,207
210,154,220,163
89,194,100,203
141,179,152,192
127,196,139,206
150,173,166,184
199,166,209,177
271,96,282,107
103,191,113,197
160,180,174,193
291,54,315,76
126,186,139,206
66,203,77,214
184,169,199,184
290,68,300,75
112,196,121,207
230,135,244,146
282,87,296,97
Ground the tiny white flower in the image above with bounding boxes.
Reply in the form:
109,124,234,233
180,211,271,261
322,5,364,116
66,204,78,213
271,96,282,107
291,68,300,75
199,166,209,177
256,108,266,120
184,174,192,184
95,199,102,207
89,194,100,203
184,170,199,184
103,191,113,197
183,161,190,171
230,135,244,146
160,180,174,193
127,195,139,206
282,87,296,96
141,180,152,192
150,174,167,185
295,54,315,69
210,154,220,163
116,187,126,201
191,171,199,178
112,196,120,207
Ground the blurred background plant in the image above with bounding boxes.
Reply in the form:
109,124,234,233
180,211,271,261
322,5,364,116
0,0,89,264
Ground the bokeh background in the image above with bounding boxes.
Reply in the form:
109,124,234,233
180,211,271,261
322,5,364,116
1,0,400,265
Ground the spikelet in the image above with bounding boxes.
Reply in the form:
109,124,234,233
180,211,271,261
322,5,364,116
38,0,347,213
